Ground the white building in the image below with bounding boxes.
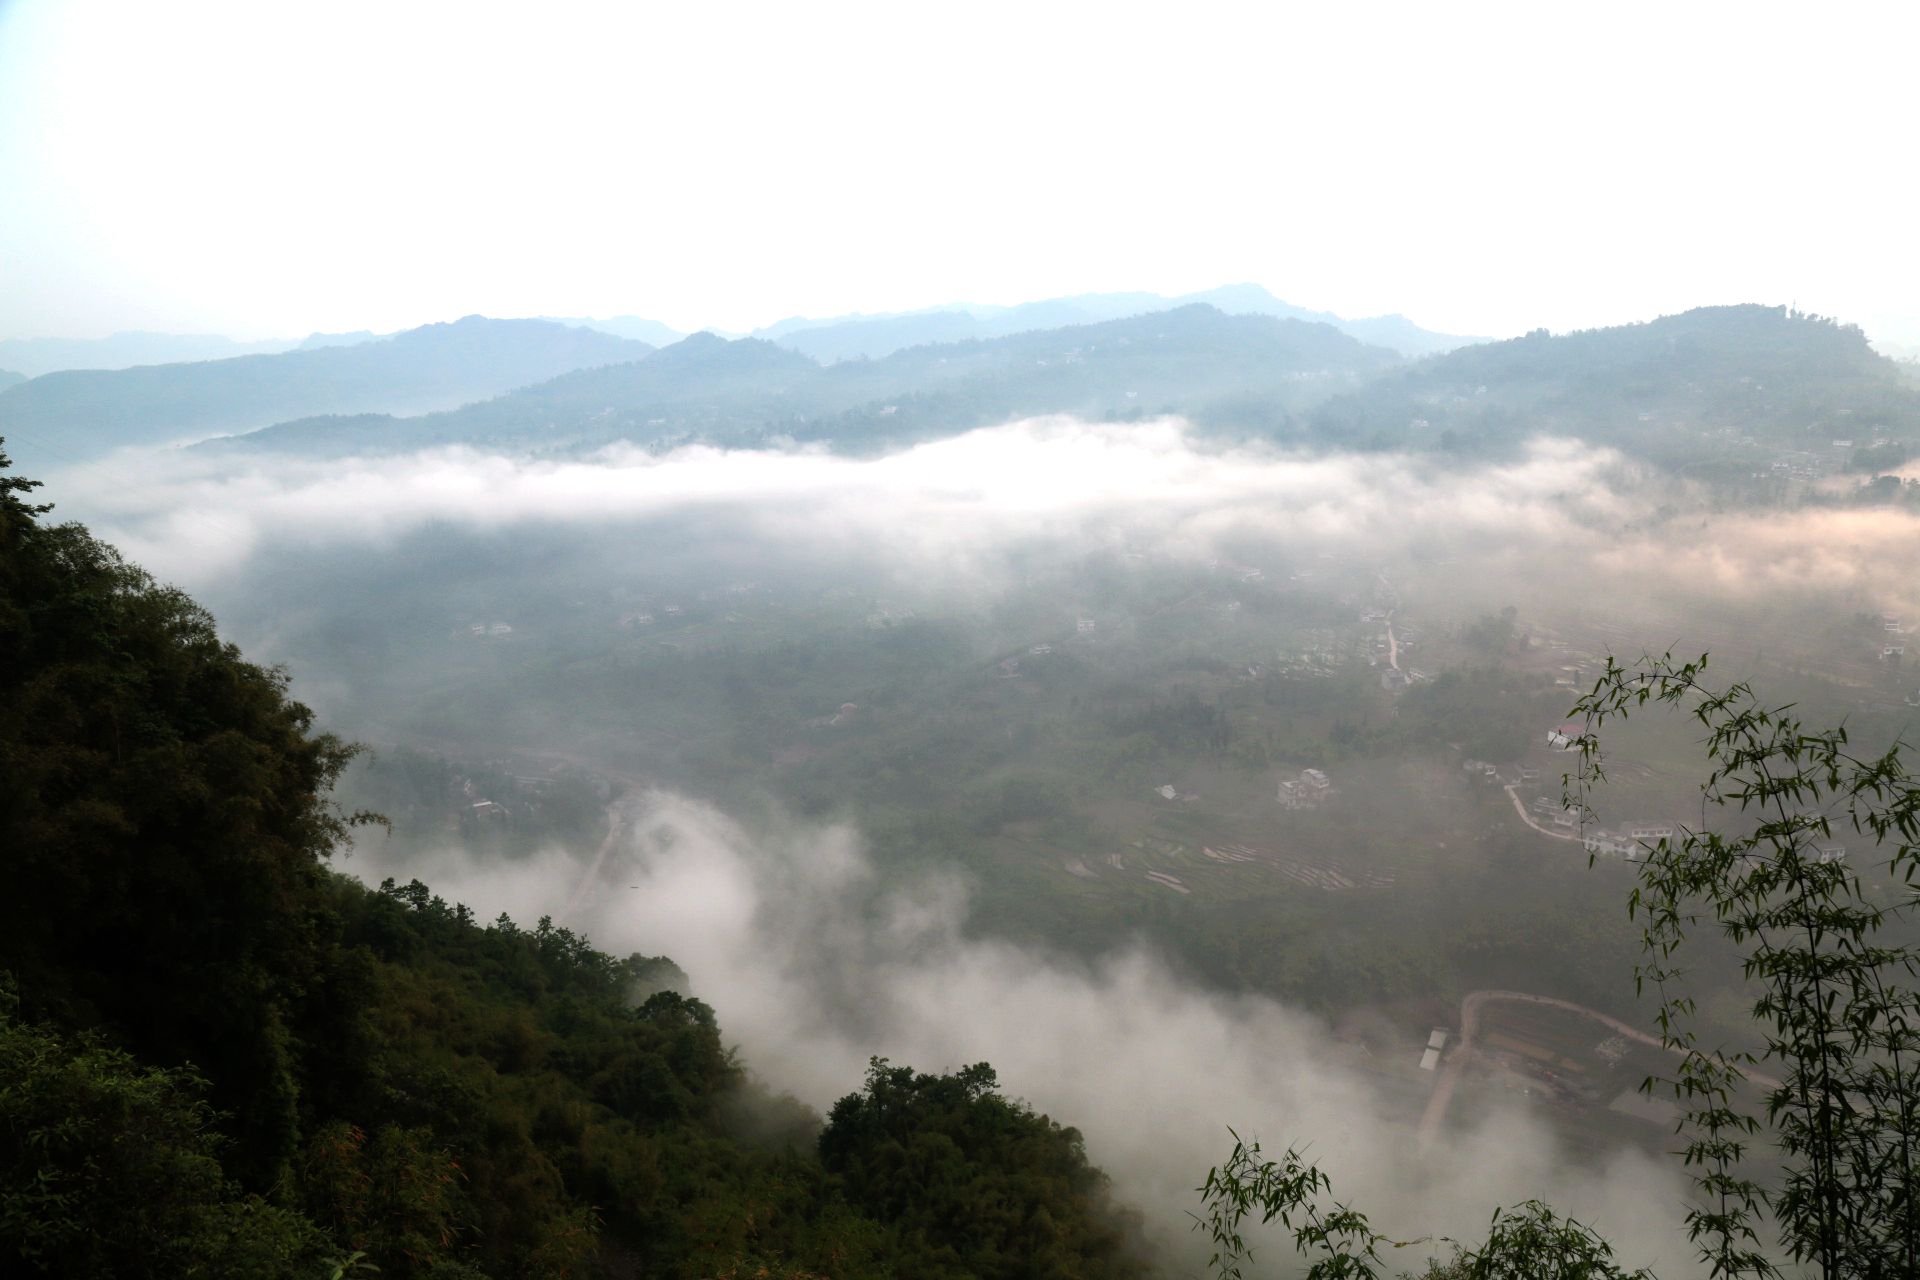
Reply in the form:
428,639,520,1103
1546,722,1584,750
1583,831,1639,860
1279,768,1334,809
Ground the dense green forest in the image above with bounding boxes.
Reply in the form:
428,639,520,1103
0,445,1151,1278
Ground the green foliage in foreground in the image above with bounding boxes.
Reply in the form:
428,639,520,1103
822,1059,1147,1279
0,982,325,1279
1196,1130,1649,1280
1201,651,1920,1278
0,443,1148,1278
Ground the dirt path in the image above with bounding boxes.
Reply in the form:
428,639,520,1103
354,722,653,915
564,792,636,914
1503,782,1581,842
1418,989,1780,1141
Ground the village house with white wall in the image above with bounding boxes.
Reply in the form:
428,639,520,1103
1278,767,1333,809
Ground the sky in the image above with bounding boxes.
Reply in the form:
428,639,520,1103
1,0,1916,347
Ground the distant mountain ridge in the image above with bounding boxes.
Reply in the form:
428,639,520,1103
755,283,1483,362
1304,304,1920,462
0,316,651,467
543,314,688,347
29,301,1908,480
212,302,1920,479
0,330,300,377
224,305,1399,457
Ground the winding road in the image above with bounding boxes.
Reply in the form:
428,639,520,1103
563,792,637,914
1503,783,1581,843
1417,989,1780,1142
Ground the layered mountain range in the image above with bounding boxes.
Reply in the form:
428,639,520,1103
7,296,1914,476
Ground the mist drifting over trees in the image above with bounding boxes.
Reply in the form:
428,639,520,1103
7,2,1920,1275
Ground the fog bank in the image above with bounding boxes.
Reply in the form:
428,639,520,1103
350,790,1698,1274
51,416,1920,631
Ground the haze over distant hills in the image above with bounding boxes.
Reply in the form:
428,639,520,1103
542,314,689,347
207,302,1920,482
755,283,1484,363
0,283,1461,382
222,305,1400,458
14,294,1910,495
0,330,302,377
0,316,650,467
1304,303,1920,464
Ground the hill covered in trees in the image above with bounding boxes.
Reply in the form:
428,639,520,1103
200,304,1920,485
1304,304,1920,463
0,446,1150,1279
0,318,651,467
215,305,1400,458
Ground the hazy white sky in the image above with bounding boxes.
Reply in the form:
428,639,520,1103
1,0,1914,345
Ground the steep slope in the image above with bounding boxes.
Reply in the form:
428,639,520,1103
0,449,1154,1279
0,316,651,466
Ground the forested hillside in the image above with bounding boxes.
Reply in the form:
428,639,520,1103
0,318,650,466
0,445,1150,1279
218,305,1398,458
1306,304,1920,463
201,304,1920,483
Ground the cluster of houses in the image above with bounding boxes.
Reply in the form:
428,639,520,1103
466,621,514,638
1579,822,1678,860
1277,768,1333,809
1277,629,1355,680
458,772,541,830
1465,759,1541,787
1582,823,1845,864
1881,615,1905,666
1767,451,1835,482
1516,794,1678,855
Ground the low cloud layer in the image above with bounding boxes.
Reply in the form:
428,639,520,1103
49,418,1620,583
45,417,1920,634
45,417,1853,1270
351,791,1698,1275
